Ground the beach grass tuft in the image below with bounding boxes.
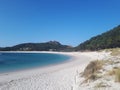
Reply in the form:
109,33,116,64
115,68,120,82
82,60,104,82
110,48,120,56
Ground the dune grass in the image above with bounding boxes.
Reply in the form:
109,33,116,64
115,68,120,82
94,82,109,89
110,48,120,56
107,69,116,76
107,67,120,83
82,60,105,81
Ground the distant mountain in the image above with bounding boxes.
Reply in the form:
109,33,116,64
75,25,120,51
0,41,73,51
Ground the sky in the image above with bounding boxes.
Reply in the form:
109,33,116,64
0,0,120,47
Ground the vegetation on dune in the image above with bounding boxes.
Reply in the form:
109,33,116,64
82,60,104,82
107,67,120,83
76,25,120,51
110,48,120,56
94,82,110,88
81,50,120,89
115,68,120,82
107,68,117,76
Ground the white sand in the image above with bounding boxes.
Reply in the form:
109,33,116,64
73,51,120,90
0,51,108,90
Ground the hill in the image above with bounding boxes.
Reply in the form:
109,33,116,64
1,25,120,51
0,41,72,51
75,25,120,51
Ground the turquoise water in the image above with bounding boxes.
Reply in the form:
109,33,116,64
0,53,70,73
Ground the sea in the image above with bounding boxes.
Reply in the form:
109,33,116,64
0,52,70,73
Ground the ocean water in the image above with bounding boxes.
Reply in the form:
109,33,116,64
0,53,70,73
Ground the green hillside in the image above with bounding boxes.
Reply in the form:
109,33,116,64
76,25,120,51
0,41,72,51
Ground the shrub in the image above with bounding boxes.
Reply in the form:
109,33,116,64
83,60,104,78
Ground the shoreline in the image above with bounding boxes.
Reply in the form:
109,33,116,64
0,51,79,76
0,51,73,74
0,51,108,90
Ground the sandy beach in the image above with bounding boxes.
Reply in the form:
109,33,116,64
0,51,109,90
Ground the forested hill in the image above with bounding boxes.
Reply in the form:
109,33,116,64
75,25,120,51
0,41,72,51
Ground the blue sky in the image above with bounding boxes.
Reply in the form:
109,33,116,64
0,0,120,47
